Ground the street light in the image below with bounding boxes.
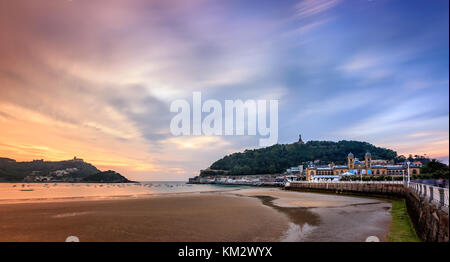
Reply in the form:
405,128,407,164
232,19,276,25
407,161,411,187
402,168,405,185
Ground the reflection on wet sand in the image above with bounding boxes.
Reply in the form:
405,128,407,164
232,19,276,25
225,188,392,242
253,195,320,242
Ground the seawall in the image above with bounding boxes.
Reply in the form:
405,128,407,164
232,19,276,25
287,181,405,198
405,188,449,242
286,182,449,242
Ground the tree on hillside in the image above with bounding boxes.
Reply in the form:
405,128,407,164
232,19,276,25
421,159,449,174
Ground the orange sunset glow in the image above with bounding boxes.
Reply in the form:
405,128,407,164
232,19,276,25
1,0,448,182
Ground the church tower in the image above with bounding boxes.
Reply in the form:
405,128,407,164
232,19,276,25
347,152,354,170
365,152,372,169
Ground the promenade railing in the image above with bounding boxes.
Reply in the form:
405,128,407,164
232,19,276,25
288,180,449,210
408,182,449,208
289,180,403,184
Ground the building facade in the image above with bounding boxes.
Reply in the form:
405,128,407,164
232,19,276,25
306,152,421,181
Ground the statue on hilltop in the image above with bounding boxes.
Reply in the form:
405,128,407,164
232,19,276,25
298,134,304,145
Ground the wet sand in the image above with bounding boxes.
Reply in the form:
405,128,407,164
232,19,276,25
0,188,392,242
0,193,289,242
226,188,392,242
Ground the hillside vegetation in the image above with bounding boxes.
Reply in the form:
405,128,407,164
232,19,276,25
0,157,130,182
205,140,398,176
82,170,130,183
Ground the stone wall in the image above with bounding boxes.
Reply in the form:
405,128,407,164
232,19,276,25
287,182,449,242
405,188,449,242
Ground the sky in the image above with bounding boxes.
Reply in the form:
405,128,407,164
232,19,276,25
0,0,448,181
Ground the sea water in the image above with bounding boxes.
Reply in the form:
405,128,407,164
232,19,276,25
0,182,246,204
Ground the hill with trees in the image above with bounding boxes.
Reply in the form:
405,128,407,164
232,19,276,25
203,140,398,176
0,157,131,182
82,170,130,183
417,159,449,179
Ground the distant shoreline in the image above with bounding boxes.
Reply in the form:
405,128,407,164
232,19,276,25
0,181,137,183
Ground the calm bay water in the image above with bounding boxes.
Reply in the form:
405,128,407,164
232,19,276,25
0,182,245,204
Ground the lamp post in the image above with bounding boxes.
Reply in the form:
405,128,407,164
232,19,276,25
402,169,405,185
407,161,411,187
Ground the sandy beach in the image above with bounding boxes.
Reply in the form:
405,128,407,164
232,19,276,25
0,187,392,242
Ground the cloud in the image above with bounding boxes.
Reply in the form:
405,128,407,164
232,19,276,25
295,0,340,19
338,54,382,73
331,95,449,160
402,80,449,90
337,51,410,81
161,136,231,150
292,89,378,121
0,0,448,179
335,97,444,137
0,0,291,179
